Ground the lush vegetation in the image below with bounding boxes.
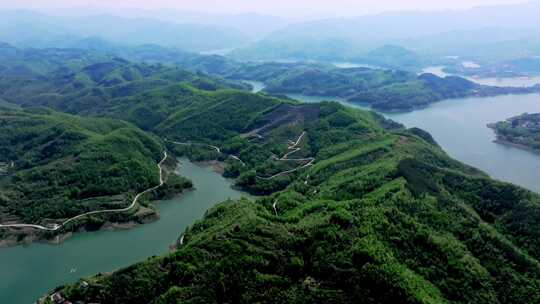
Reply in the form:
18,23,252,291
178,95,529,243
443,56,540,78
0,108,169,225
489,113,540,151
49,98,539,304
350,45,425,71
258,67,540,112
135,49,539,112
1,43,538,303
7,42,538,113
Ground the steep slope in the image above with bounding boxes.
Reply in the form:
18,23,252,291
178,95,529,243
49,101,540,304
0,108,190,244
0,45,251,124
5,44,538,113
260,67,540,111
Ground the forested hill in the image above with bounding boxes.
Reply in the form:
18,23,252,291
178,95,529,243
0,108,165,237
4,42,539,113
85,44,540,112
244,65,540,112
50,100,539,303
0,43,249,112
0,44,537,302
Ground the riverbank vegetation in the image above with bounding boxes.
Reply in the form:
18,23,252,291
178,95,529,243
489,113,540,151
48,93,540,304
0,43,538,303
0,108,191,243
258,66,540,112
4,42,540,114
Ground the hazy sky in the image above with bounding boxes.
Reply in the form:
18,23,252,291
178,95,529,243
1,0,531,17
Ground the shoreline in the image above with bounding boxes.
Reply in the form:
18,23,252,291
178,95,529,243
492,138,540,154
0,153,181,248
0,191,192,249
194,160,226,175
0,208,160,249
1,157,237,249
487,124,540,154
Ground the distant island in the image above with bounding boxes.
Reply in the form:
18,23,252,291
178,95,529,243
489,113,540,151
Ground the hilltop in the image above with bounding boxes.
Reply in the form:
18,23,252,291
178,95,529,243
46,97,540,304
0,108,191,245
0,44,537,303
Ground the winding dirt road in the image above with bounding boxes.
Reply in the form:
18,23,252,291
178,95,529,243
257,132,315,180
0,151,168,231
1,132,313,231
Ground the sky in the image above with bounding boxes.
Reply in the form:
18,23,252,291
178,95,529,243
0,0,531,17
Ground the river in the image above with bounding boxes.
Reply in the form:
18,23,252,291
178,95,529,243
0,160,248,304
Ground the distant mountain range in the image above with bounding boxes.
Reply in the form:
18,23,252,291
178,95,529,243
101,9,295,40
5,2,540,62
231,1,540,62
0,10,249,52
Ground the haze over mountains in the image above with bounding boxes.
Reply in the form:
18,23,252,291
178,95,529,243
1,1,540,303
2,1,540,57
232,0,540,61
0,10,249,52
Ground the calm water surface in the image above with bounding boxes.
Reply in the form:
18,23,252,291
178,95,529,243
0,160,247,304
387,94,540,193
291,93,540,193
4,90,540,303
421,66,540,87
466,76,540,87
332,62,381,69
243,80,266,93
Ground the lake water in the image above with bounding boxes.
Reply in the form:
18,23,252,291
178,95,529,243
198,48,235,56
465,76,540,88
421,66,449,77
332,62,381,69
387,94,540,193
243,80,266,93
0,160,248,304
421,66,540,87
4,91,540,303
287,94,354,106
290,93,540,193
462,61,481,69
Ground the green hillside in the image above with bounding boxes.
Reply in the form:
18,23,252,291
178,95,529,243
0,108,190,239
0,45,537,303
0,42,111,77
350,45,424,71
260,67,540,112
49,99,540,304
3,43,539,114
0,43,250,116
